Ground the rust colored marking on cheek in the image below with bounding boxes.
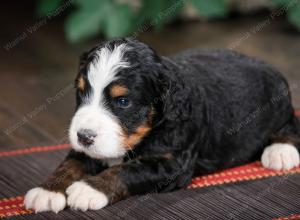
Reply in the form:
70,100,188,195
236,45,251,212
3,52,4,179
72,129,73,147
123,124,152,150
78,76,85,91
110,85,128,97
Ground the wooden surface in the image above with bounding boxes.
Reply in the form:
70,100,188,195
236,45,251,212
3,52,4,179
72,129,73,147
1,4,300,149
1,2,300,220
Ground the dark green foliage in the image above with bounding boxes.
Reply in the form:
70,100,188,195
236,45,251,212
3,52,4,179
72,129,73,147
36,0,300,42
36,0,61,16
191,0,228,18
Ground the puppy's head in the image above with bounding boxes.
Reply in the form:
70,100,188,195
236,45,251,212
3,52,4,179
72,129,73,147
69,38,165,159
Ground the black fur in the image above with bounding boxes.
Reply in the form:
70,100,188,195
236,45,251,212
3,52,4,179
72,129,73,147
43,38,300,206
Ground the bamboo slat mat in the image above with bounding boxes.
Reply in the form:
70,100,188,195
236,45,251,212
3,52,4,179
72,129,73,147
1,111,300,219
1,145,300,219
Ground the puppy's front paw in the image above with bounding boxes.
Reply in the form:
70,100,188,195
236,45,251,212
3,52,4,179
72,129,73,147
261,143,300,170
24,187,66,213
66,181,108,211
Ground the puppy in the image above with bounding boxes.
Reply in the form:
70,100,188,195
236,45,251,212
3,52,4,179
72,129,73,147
25,38,300,213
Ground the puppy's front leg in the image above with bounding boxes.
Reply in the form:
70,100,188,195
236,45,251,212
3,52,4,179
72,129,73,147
66,155,189,211
24,150,91,213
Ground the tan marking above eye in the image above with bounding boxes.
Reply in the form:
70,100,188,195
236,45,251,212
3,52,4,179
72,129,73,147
77,76,85,91
110,85,129,97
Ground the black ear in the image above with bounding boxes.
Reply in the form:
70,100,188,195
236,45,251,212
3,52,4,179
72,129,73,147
74,51,89,89
78,52,89,72
158,60,193,123
74,51,90,110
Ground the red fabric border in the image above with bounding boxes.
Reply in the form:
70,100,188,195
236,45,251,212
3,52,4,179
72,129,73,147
0,144,70,158
1,162,300,218
188,161,300,188
0,196,32,218
1,110,300,217
273,214,300,220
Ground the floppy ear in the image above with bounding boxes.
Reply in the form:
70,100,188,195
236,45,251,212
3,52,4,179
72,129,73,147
74,52,89,89
74,52,90,110
157,60,194,123
78,52,89,72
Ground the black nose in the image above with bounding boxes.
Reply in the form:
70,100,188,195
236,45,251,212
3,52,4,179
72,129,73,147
77,129,97,147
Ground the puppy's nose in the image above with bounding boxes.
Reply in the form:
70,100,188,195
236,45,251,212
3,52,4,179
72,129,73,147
77,129,97,147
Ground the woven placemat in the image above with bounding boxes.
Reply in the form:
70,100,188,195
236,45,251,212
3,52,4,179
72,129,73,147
0,144,300,219
1,109,300,219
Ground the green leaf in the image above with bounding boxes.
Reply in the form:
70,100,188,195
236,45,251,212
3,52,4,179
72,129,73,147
270,0,291,7
138,0,183,31
104,4,134,38
65,0,112,42
36,0,61,17
72,0,104,10
141,0,165,18
287,2,300,30
191,0,228,18
137,0,165,28
154,0,184,30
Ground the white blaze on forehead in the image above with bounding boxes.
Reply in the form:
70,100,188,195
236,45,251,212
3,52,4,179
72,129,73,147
88,43,129,105
69,43,130,159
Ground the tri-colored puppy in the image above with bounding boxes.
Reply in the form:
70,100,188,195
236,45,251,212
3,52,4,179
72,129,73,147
24,38,300,213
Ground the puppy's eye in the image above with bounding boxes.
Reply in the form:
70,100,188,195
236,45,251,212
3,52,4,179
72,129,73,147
115,97,131,108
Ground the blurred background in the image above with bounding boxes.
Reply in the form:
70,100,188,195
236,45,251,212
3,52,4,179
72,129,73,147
1,0,300,149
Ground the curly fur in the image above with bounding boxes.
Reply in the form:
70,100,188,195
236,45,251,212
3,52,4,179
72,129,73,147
24,38,300,212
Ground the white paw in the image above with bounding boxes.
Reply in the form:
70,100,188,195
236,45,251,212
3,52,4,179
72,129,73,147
261,143,300,170
66,181,108,211
24,187,66,213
